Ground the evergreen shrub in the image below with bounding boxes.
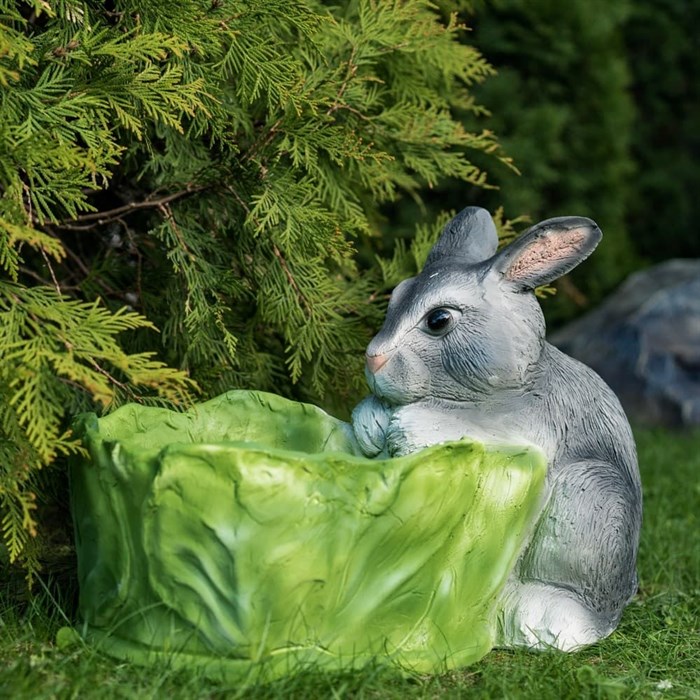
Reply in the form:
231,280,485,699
0,0,503,576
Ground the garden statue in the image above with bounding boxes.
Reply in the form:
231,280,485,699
352,206,643,651
65,207,642,681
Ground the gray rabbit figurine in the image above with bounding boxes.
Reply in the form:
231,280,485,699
352,207,642,652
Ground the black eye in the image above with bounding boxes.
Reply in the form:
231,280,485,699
424,307,454,335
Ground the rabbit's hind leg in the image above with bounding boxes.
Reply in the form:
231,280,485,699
495,458,640,652
495,580,612,651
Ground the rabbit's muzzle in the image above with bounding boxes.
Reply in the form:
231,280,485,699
364,346,431,404
366,352,390,374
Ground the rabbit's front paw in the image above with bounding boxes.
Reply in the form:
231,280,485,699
351,395,392,457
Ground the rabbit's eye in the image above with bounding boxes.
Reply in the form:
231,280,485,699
424,307,455,335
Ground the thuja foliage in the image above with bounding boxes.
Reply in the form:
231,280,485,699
0,0,504,575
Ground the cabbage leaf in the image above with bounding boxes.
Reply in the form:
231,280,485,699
65,390,546,681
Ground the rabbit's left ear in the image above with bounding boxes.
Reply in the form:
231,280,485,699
492,216,602,290
425,207,499,267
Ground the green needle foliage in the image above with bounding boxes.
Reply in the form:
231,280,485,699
0,0,503,576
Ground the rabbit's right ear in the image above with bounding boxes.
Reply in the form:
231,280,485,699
491,216,602,290
425,207,498,267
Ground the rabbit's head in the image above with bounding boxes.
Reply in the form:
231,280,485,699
366,207,601,405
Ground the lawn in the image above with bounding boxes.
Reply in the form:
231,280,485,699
1,429,698,699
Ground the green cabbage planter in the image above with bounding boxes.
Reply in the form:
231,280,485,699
63,390,546,682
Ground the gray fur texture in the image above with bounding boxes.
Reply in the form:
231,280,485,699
352,207,642,651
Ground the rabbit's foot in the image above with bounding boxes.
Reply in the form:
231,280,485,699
497,582,612,652
351,395,392,457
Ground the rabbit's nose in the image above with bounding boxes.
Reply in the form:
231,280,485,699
366,353,389,374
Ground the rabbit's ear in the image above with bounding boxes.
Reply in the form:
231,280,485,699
425,207,498,267
492,216,601,290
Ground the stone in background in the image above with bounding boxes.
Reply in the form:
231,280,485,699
550,260,700,427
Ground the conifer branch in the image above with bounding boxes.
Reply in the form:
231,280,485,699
18,267,54,288
225,184,251,214
40,249,61,296
243,118,283,165
158,203,196,265
327,47,358,116
46,235,126,302
272,244,311,313
86,357,130,398
58,186,206,230
225,183,311,314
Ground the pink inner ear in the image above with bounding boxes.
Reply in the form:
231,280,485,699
506,228,587,281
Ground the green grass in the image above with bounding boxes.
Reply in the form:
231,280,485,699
1,429,698,699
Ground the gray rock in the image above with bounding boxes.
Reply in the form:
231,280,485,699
550,260,700,426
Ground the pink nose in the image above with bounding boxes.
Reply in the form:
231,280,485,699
366,353,389,374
